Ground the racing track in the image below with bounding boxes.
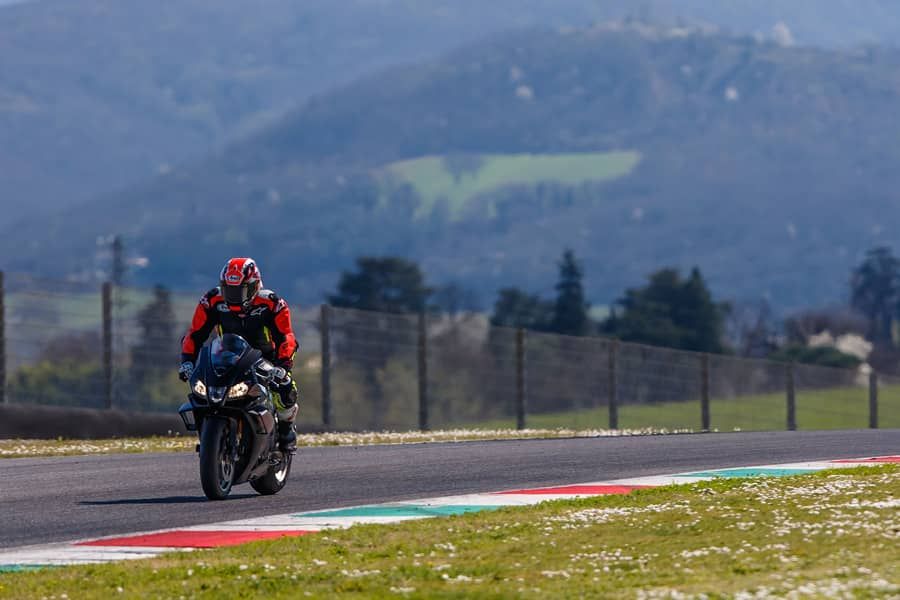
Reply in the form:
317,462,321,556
1,430,897,549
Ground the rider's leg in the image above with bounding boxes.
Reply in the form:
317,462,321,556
274,378,299,453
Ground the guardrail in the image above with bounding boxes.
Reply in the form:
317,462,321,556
0,271,896,433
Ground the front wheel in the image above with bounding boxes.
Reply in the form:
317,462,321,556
199,417,235,500
250,452,292,496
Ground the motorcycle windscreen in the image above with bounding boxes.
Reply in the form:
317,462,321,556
210,334,251,374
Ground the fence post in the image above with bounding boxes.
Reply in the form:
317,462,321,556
608,339,619,430
700,353,711,431
786,362,796,431
515,328,527,430
0,271,5,405
320,304,332,429
417,312,429,431
869,371,878,430
102,282,113,410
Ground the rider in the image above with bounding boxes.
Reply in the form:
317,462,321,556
179,258,299,453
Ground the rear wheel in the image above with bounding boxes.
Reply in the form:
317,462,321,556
250,452,292,496
199,417,235,500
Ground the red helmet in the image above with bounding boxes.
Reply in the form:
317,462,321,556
220,258,262,311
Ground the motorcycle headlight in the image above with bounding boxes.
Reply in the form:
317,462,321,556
192,380,207,398
228,382,250,398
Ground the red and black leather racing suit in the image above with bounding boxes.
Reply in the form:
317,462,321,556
181,287,299,412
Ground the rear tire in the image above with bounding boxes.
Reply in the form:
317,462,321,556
199,417,235,500
250,452,292,496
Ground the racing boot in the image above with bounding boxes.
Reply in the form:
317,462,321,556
277,420,297,454
275,380,299,454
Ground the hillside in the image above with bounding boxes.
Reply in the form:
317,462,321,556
5,1,900,229
5,24,900,311
0,0,600,226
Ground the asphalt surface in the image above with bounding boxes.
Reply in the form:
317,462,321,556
1,430,897,549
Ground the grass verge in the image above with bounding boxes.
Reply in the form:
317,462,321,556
2,466,898,598
0,428,683,459
476,385,900,432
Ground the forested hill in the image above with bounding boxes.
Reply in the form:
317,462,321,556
6,24,900,310
5,0,900,229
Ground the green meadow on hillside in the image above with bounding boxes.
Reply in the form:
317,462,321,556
381,151,641,218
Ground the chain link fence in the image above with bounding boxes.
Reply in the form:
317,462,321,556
0,273,895,432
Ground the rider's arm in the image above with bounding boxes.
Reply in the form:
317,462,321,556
181,288,221,364
268,294,298,368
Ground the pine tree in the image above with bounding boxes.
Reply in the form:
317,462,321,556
605,267,727,353
678,268,725,353
131,285,176,382
851,246,899,345
111,235,127,287
328,257,431,314
490,287,553,330
551,249,591,336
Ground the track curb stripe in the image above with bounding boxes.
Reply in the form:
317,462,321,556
496,484,650,495
77,530,314,548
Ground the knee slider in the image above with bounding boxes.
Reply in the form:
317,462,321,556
277,403,298,423
274,380,298,407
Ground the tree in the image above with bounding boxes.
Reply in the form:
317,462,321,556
327,257,430,429
490,287,552,330
604,267,727,353
111,235,127,287
328,257,431,314
550,249,591,336
131,285,177,382
726,299,780,358
851,246,899,345
431,282,481,317
677,268,726,353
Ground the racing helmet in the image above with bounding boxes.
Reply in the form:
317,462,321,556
220,258,262,311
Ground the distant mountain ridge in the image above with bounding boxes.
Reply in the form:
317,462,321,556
5,24,900,312
5,0,900,228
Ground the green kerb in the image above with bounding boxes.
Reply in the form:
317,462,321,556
295,505,501,518
676,468,817,478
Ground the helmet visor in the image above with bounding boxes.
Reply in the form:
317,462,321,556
223,283,251,306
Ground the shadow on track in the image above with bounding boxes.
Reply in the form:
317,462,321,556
80,494,257,505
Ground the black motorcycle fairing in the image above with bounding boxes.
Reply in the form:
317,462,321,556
187,404,277,485
181,334,283,490
192,335,263,391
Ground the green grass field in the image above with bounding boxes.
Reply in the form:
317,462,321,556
6,287,198,332
381,151,641,218
476,385,900,432
2,466,897,598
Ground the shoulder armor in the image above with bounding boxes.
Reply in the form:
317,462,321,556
257,289,287,312
200,287,222,308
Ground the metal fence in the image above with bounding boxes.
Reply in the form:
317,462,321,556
0,272,895,432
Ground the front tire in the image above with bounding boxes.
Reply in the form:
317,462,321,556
199,417,235,500
250,452,292,496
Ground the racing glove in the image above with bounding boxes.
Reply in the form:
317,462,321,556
178,361,194,382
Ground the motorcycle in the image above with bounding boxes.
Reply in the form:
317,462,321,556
178,334,293,500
